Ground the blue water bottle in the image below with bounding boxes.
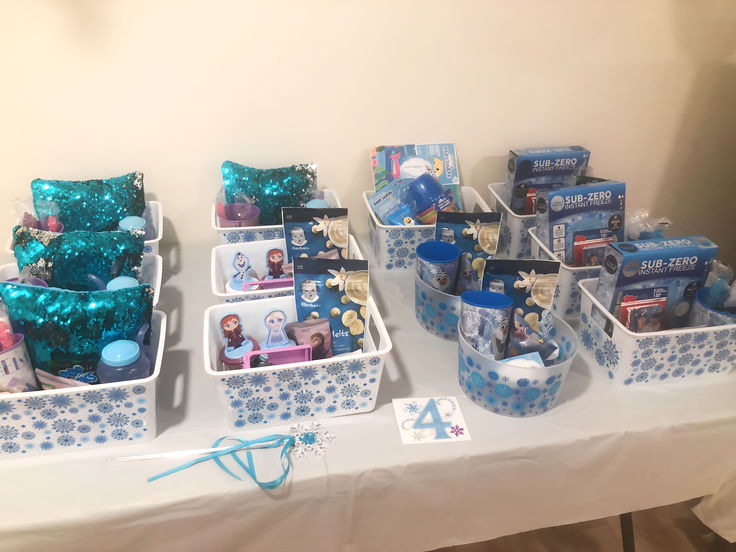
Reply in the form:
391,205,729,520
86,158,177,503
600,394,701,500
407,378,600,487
97,339,151,383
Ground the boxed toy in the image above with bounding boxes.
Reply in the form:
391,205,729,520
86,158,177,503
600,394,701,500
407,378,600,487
504,146,590,215
535,181,626,266
594,236,718,331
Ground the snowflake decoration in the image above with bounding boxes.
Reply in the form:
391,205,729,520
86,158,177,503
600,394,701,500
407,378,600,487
290,422,334,460
449,425,465,437
412,431,425,442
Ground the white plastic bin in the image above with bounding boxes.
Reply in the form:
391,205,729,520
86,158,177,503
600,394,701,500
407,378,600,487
211,235,364,303
0,310,166,458
203,295,392,429
211,189,342,244
458,316,578,417
363,186,491,270
578,278,736,385
487,182,535,259
528,227,599,324
0,255,163,307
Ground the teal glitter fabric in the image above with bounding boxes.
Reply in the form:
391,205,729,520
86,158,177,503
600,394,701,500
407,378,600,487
221,161,317,225
0,282,153,380
12,226,144,291
31,172,145,232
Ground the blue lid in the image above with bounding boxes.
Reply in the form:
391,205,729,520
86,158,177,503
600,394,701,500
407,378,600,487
106,276,139,291
101,340,140,367
416,240,461,264
118,216,146,232
461,290,513,309
305,198,329,208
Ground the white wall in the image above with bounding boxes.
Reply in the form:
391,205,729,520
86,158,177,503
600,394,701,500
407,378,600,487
2,1,735,263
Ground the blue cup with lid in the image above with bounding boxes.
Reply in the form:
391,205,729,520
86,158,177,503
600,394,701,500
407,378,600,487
460,291,513,359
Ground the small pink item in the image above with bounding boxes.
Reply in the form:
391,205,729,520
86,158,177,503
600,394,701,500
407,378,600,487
0,322,14,352
242,344,311,369
216,203,261,228
46,215,62,233
241,277,294,291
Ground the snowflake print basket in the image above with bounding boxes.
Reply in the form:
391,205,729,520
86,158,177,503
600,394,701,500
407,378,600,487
211,189,342,244
203,296,392,429
0,310,166,458
528,227,599,325
458,316,578,417
578,278,736,385
211,235,364,304
487,182,535,259
363,186,491,270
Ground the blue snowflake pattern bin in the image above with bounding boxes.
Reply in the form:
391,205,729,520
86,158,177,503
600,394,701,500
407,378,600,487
204,296,392,429
211,235,364,304
363,186,491,270
0,311,166,458
211,189,342,244
578,278,736,385
487,182,535,259
528,227,599,325
458,317,578,417
414,273,462,340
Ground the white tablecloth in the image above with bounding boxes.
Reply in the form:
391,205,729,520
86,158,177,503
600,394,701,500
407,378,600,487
2,240,736,551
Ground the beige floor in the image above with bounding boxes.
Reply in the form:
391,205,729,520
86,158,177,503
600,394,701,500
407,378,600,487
437,500,736,552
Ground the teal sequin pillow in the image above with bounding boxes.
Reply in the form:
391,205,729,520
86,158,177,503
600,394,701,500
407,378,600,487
12,226,144,291
0,282,153,382
221,161,317,225
31,172,145,232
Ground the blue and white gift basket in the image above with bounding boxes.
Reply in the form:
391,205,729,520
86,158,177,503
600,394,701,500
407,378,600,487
363,186,491,270
578,278,736,385
458,317,578,417
487,182,535,259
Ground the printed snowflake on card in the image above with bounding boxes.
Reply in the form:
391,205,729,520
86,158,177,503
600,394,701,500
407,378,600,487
392,397,471,445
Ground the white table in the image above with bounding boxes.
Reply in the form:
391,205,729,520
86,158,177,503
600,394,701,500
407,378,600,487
2,239,736,552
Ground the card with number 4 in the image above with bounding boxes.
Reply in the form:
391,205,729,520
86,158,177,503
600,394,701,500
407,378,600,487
392,397,471,445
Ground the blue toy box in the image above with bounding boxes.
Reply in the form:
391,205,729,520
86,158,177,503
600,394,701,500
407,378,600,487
504,146,590,215
536,181,626,266
594,236,718,331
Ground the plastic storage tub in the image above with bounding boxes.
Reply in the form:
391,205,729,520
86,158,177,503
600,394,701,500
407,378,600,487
578,278,736,385
487,182,535,259
458,317,578,417
211,235,364,303
0,255,163,307
528,227,599,324
211,189,342,244
0,310,166,458
363,186,492,270
414,274,461,340
203,295,392,429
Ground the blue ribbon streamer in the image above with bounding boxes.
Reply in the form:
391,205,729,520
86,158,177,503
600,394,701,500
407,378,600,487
148,434,296,489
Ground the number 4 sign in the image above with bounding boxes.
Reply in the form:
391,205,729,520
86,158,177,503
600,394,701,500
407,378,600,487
392,397,472,445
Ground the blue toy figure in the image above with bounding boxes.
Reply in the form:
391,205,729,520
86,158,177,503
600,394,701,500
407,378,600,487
228,252,258,292
260,309,295,352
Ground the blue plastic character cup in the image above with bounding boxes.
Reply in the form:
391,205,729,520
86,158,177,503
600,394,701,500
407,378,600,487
460,290,513,359
415,240,461,295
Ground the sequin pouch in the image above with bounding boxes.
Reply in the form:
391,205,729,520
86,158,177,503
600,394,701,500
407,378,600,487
0,282,153,383
221,162,317,226
12,226,144,291
31,172,145,232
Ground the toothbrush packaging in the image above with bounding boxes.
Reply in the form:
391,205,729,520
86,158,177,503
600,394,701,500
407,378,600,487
535,181,626,266
594,236,718,331
282,207,349,262
435,211,502,294
504,146,590,215
293,257,369,356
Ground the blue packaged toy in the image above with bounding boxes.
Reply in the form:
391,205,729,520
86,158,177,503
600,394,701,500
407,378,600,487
482,259,560,332
282,207,349,263
504,146,590,215
293,257,369,356
435,212,502,294
595,236,718,331
535,181,626,266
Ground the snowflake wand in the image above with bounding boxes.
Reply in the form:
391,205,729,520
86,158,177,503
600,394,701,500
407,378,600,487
110,422,334,489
